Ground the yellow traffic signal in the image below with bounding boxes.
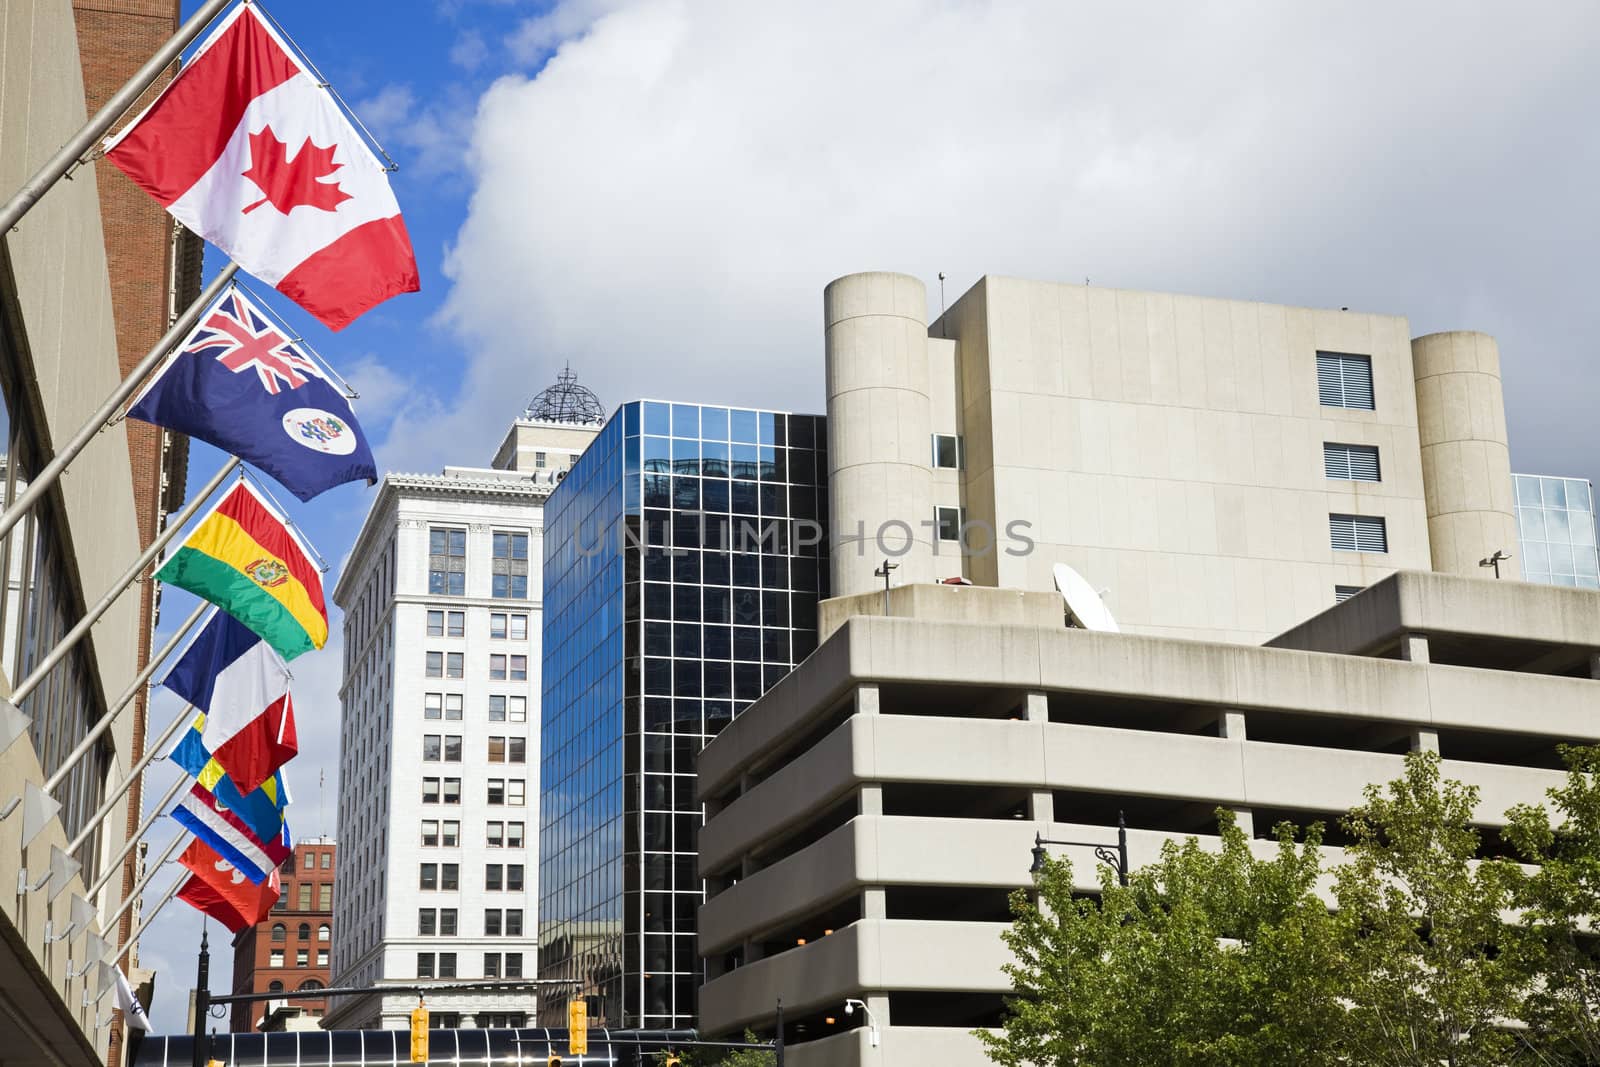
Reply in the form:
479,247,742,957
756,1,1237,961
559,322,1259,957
568,998,588,1055
546,1057,563,1067
664,1053,682,1067
410,1004,430,1063
206,1060,226,1067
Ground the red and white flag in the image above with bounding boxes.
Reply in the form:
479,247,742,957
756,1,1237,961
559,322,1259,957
104,4,418,330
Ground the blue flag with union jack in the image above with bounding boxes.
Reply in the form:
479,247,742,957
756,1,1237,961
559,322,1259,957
127,285,377,501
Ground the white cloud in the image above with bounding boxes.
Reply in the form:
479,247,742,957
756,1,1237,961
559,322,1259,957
450,30,490,71
423,0,1599,484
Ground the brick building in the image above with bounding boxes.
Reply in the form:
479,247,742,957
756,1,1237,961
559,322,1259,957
69,2,200,1062
230,839,338,1032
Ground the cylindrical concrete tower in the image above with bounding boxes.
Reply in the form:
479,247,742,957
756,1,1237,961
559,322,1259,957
825,272,935,597
1412,330,1522,580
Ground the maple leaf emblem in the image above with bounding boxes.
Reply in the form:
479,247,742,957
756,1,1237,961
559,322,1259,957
241,125,354,216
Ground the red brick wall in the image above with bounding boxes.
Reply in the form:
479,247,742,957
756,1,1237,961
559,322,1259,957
230,843,338,1032
69,3,195,1060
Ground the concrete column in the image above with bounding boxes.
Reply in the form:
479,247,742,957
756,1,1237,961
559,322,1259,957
866,992,891,1026
863,887,886,920
860,784,883,817
1024,692,1048,722
1219,712,1251,832
1028,791,1054,821
743,938,764,963
1411,729,1440,754
1399,632,1430,663
1412,331,1522,580
825,272,935,597
1590,651,1600,681
856,684,880,716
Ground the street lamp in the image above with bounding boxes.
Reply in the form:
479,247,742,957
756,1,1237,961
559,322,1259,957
843,999,881,1047
1030,811,1129,886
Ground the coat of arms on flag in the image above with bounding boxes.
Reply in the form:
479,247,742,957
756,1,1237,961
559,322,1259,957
126,286,377,502
102,4,418,329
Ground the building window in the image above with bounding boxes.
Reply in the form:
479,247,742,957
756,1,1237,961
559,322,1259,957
447,652,463,678
441,864,459,891
1316,351,1375,410
491,531,530,599
420,865,437,891
426,652,442,678
439,909,458,936
1330,514,1388,553
269,981,284,992
272,923,286,942
507,822,525,849
417,953,435,979
428,527,466,596
318,924,330,941
489,695,507,722
485,910,502,936
443,779,461,804
490,613,507,639
1335,585,1364,603
507,864,524,891
934,506,964,542
484,953,502,979
422,819,439,846
319,884,332,910
422,778,440,804
317,950,329,967
441,820,460,847
425,693,442,720
438,953,457,979
298,923,311,940
506,780,525,806
445,694,463,720
535,451,547,469
932,433,963,469
508,696,526,723
490,655,507,680
444,735,462,762
423,734,442,761
429,1012,461,1029
296,948,309,967
270,950,284,967
1324,442,1381,482
447,611,464,637
426,610,444,637
487,821,504,848
509,655,527,681
298,884,312,910
488,779,505,805
485,864,503,891
506,909,523,936
505,952,523,978
488,737,506,763
320,852,331,870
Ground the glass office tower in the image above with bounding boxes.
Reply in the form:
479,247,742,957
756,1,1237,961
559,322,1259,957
1514,473,1599,589
539,400,829,1029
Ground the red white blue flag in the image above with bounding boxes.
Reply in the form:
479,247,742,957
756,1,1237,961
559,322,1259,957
103,4,418,329
127,286,377,502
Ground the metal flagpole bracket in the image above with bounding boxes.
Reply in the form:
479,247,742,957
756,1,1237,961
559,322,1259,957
0,694,31,760
46,845,84,902
21,781,62,849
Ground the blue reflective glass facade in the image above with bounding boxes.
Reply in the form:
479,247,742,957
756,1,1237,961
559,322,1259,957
1514,474,1599,589
539,401,829,1029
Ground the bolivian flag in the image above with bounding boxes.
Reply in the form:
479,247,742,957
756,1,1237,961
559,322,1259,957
157,479,327,659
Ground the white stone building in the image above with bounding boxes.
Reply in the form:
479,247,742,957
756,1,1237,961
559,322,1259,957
324,390,601,1030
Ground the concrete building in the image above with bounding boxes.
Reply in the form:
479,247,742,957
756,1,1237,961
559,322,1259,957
325,380,601,1030
825,272,1522,641
537,400,830,1030
690,271,1596,1063
0,1,191,1062
695,577,1600,1064
1513,473,1598,589
229,839,337,1031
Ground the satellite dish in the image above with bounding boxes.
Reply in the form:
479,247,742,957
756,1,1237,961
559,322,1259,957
1052,562,1119,632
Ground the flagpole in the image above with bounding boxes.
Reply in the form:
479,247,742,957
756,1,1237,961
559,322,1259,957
64,705,195,861
83,774,186,901
106,874,186,968
0,0,233,236
101,832,189,940
43,600,209,795
0,262,238,551
0,456,239,744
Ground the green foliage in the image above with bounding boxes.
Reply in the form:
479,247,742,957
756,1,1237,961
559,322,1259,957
978,810,1343,1066
650,1030,775,1067
1332,750,1526,1066
1504,744,1600,1063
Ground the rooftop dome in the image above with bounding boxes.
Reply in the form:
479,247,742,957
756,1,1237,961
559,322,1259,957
522,365,604,425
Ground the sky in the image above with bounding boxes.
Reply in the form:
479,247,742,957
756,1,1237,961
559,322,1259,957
136,0,1600,1034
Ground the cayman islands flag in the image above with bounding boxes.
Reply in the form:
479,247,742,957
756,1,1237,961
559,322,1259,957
163,609,296,793
102,4,418,330
170,714,290,846
128,286,377,502
157,480,327,660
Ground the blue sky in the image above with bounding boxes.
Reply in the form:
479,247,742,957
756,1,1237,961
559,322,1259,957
135,0,1600,1034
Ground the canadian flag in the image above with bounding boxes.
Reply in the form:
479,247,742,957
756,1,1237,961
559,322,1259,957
104,4,418,330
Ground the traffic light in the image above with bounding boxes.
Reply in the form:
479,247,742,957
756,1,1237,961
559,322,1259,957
546,1057,563,1067
568,998,588,1055
410,1003,429,1063
663,1053,681,1067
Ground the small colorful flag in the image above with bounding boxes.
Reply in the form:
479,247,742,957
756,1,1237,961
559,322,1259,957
102,5,418,330
171,779,291,884
127,286,377,502
163,609,296,792
157,479,327,660
170,714,289,844
176,839,281,933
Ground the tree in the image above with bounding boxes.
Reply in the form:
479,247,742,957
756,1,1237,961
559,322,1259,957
1331,750,1527,1066
979,810,1344,1066
650,1030,775,1067
1504,744,1600,1063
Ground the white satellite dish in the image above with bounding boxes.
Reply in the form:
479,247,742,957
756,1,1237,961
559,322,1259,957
1052,562,1120,632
